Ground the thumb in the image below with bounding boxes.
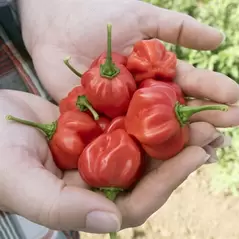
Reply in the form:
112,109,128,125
136,1,224,50
2,149,122,233
117,146,210,228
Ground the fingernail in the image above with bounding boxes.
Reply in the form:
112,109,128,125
220,31,226,45
206,157,217,164
221,135,232,147
203,154,211,163
86,211,121,233
210,135,231,148
210,135,224,147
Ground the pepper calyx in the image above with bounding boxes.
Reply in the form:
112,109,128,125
99,187,123,201
76,95,99,121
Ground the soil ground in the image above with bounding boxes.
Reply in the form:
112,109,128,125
80,164,239,239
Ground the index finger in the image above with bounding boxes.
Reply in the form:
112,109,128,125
138,1,224,50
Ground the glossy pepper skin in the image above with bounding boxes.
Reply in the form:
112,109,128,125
81,24,137,119
97,116,111,132
139,79,185,104
78,129,142,189
125,85,228,160
105,116,125,133
90,52,127,68
59,86,99,120
143,127,189,160
59,86,110,131
126,39,177,82
59,86,85,114
6,111,103,170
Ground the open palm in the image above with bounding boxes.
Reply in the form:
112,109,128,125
20,0,224,102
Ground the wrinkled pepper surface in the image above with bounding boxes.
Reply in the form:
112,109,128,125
125,85,228,160
139,79,185,104
78,128,142,239
78,128,142,190
126,39,177,82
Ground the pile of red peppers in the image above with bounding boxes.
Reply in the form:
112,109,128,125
6,24,229,239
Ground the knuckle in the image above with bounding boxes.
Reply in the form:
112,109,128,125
176,64,196,93
128,212,148,228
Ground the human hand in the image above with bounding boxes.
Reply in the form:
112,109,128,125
19,0,225,102
1,79,239,233
5,0,238,234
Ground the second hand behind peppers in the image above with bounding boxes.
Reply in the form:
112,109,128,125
6,110,103,170
125,85,229,160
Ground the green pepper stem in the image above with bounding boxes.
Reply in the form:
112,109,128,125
63,57,82,78
175,103,229,126
109,232,117,239
6,115,56,140
99,187,123,239
76,95,99,120
100,24,120,79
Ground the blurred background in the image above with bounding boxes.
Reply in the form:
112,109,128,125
82,0,239,238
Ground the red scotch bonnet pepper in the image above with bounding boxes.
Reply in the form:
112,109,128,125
6,110,102,170
59,85,110,131
78,128,142,239
64,24,137,119
126,39,177,82
78,129,142,191
125,84,229,160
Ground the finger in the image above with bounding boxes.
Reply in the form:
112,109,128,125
187,99,239,127
137,1,224,50
0,89,59,122
2,148,121,233
203,145,218,164
188,122,222,147
210,135,231,148
175,61,239,104
117,146,209,228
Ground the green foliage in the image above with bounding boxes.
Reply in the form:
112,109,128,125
211,128,239,195
144,0,239,195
